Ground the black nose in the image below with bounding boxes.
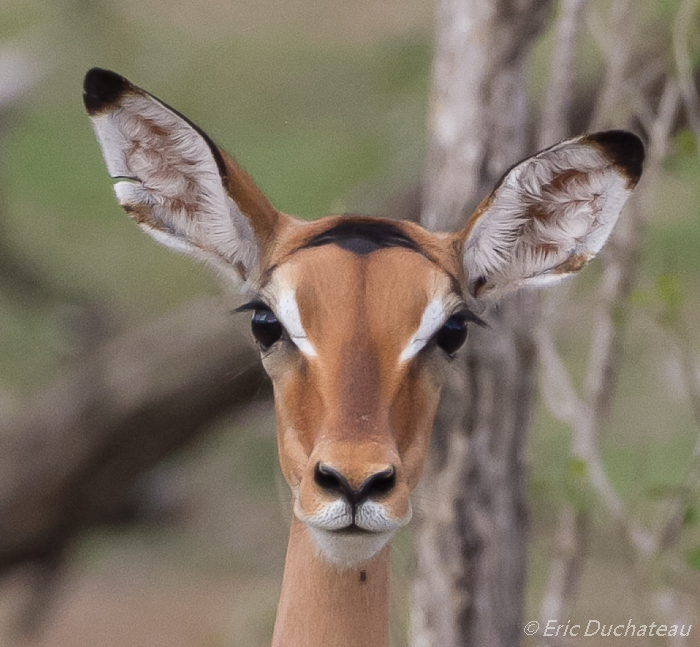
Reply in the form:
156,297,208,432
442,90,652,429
314,462,396,505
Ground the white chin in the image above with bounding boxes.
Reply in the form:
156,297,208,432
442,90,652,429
308,527,395,567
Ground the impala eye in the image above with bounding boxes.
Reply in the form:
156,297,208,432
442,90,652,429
435,314,468,356
251,308,284,350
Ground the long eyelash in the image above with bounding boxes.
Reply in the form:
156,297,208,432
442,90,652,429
233,299,270,313
454,305,489,328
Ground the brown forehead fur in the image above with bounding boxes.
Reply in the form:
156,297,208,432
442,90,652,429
260,214,465,290
276,245,452,443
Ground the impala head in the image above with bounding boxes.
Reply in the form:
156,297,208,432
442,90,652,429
84,68,644,566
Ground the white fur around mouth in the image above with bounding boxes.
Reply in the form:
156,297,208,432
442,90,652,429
308,526,395,567
295,497,412,566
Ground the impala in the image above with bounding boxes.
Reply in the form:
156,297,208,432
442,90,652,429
83,67,644,647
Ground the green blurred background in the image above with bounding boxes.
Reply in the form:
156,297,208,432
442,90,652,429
1,0,699,645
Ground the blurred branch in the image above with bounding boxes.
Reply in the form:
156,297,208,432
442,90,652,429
0,298,267,629
673,0,700,150
677,352,700,467
537,506,589,643
0,41,43,110
654,588,694,647
657,339,700,554
588,0,633,129
535,323,585,426
539,0,588,147
622,59,671,135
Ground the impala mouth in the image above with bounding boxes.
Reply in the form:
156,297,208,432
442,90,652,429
331,523,374,536
308,525,396,567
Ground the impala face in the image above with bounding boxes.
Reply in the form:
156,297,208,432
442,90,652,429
84,68,644,567
254,237,471,564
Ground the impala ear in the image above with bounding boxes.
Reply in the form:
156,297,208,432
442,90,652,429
83,67,284,287
460,131,644,299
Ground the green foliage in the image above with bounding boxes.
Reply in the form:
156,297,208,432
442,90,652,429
567,457,587,478
628,272,684,330
672,129,699,159
655,272,684,328
686,545,700,571
373,37,432,97
563,458,593,510
683,506,700,528
654,0,682,18
646,483,691,500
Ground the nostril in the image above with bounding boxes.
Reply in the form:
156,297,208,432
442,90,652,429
314,462,350,497
359,466,396,501
313,463,396,506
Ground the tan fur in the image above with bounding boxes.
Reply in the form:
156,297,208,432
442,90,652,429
272,518,390,647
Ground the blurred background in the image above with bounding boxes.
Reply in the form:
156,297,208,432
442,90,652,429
0,0,699,645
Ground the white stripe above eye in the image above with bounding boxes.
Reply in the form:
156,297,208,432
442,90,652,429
276,290,318,358
399,298,447,363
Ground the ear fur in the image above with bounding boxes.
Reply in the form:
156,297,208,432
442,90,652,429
83,68,280,286
461,131,644,299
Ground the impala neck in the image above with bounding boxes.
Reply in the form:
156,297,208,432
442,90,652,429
271,516,390,647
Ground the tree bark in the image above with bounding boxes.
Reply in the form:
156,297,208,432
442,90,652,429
411,2,551,646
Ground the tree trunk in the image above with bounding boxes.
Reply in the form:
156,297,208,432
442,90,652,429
411,2,551,646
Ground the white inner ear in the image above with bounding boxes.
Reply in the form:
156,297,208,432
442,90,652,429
90,93,258,284
463,138,631,297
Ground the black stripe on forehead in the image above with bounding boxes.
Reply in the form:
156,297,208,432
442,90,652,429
301,219,422,256
259,217,465,299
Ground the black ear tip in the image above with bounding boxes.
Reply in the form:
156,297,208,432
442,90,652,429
83,68,130,114
585,130,645,186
